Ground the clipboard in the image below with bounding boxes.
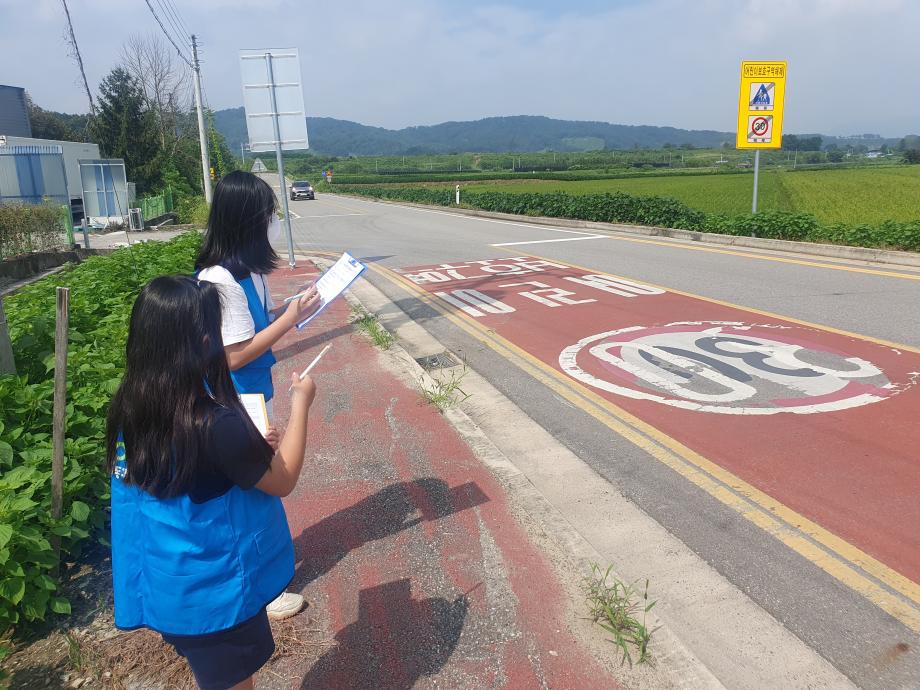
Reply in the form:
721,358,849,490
239,393,269,435
295,252,366,330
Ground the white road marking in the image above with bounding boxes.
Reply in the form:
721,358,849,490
363,202,601,237
491,235,609,247
293,212,364,219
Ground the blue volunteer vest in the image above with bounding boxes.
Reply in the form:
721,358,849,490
231,274,277,401
197,268,277,401
110,437,295,636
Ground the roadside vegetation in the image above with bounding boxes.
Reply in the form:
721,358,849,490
326,184,920,252
350,307,395,350
584,564,658,667
419,366,471,412
0,233,202,640
428,166,920,226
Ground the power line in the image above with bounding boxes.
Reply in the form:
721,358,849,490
161,0,192,40
141,0,191,67
153,0,188,55
155,0,190,54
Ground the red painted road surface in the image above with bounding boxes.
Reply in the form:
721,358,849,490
264,265,622,689
397,257,920,585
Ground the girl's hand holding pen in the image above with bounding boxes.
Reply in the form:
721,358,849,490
289,372,317,408
282,285,320,327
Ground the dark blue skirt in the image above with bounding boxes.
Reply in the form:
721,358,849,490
162,608,274,690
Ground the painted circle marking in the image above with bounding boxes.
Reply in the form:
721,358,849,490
559,322,902,415
751,117,770,136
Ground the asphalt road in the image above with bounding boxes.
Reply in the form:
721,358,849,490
277,185,920,688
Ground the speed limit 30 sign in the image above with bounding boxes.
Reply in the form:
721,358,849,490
737,61,786,149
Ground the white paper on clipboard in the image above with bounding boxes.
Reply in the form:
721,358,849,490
296,252,366,329
239,393,269,435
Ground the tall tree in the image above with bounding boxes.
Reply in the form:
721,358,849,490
89,68,161,194
121,34,190,152
25,94,86,142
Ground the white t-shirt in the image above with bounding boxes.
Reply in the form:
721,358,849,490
198,266,276,346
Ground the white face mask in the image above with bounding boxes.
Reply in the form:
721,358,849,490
267,216,282,243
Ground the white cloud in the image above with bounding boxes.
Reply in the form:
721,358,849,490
0,0,917,136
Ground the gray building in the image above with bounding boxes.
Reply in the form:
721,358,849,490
0,85,32,138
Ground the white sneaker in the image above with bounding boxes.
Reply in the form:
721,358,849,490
266,592,305,621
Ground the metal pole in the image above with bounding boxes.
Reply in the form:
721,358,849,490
265,52,296,268
191,35,212,204
80,218,90,249
752,149,761,215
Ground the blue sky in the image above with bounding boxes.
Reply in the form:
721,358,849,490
1,0,917,137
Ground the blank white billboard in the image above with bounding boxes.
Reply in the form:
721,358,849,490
239,48,308,153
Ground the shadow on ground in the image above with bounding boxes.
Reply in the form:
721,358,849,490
291,478,489,588
300,578,469,690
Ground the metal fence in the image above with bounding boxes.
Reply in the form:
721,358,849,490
139,188,174,222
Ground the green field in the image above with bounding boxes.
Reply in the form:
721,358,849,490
433,166,920,225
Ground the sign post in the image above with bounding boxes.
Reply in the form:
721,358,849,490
736,61,787,217
240,48,309,268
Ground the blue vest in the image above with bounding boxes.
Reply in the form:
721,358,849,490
231,274,277,401
110,437,294,636
196,269,277,401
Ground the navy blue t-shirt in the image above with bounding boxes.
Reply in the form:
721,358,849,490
189,406,271,504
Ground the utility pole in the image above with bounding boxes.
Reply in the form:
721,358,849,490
191,35,212,204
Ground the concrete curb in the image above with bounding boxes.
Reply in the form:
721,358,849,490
307,254,725,689
328,193,920,269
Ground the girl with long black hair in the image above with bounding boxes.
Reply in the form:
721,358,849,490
196,171,319,618
107,276,316,690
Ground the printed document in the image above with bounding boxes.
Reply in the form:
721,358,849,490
296,252,366,329
240,394,269,435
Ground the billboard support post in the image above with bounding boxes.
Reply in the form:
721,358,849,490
264,52,296,268
240,48,309,270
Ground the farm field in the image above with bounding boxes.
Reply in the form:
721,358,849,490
433,165,920,225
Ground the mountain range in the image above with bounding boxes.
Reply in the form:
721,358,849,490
213,108,739,157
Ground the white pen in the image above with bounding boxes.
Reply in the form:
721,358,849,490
283,286,316,304
289,344,332,390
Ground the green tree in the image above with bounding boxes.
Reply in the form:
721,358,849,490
89,67,161,194
25,95,83,142
904,149,920,164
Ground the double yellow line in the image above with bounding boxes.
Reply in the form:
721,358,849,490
367,256,920,633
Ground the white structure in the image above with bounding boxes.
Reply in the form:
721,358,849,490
0,136,100,203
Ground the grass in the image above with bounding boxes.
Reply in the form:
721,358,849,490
584,564,658,667
424,165,920,225
419,366,471,411
350,306,395,350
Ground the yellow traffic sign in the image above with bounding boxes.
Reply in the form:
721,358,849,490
736,61,787,149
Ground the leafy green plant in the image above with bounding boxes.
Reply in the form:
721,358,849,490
331,184,920,252
350,307,394,350
584,564,658,667
0,203,67,259
175,195,209,226
419,366,471,411
0,232,202,632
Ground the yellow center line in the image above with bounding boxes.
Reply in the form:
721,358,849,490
366,261,920,633
604,234,920,281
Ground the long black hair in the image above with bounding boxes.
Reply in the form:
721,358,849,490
195,171,279,277
106,275,273,498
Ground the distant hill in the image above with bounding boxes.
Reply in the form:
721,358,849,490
212,108,736,156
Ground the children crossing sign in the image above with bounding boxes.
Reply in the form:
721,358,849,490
736,61,787,148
